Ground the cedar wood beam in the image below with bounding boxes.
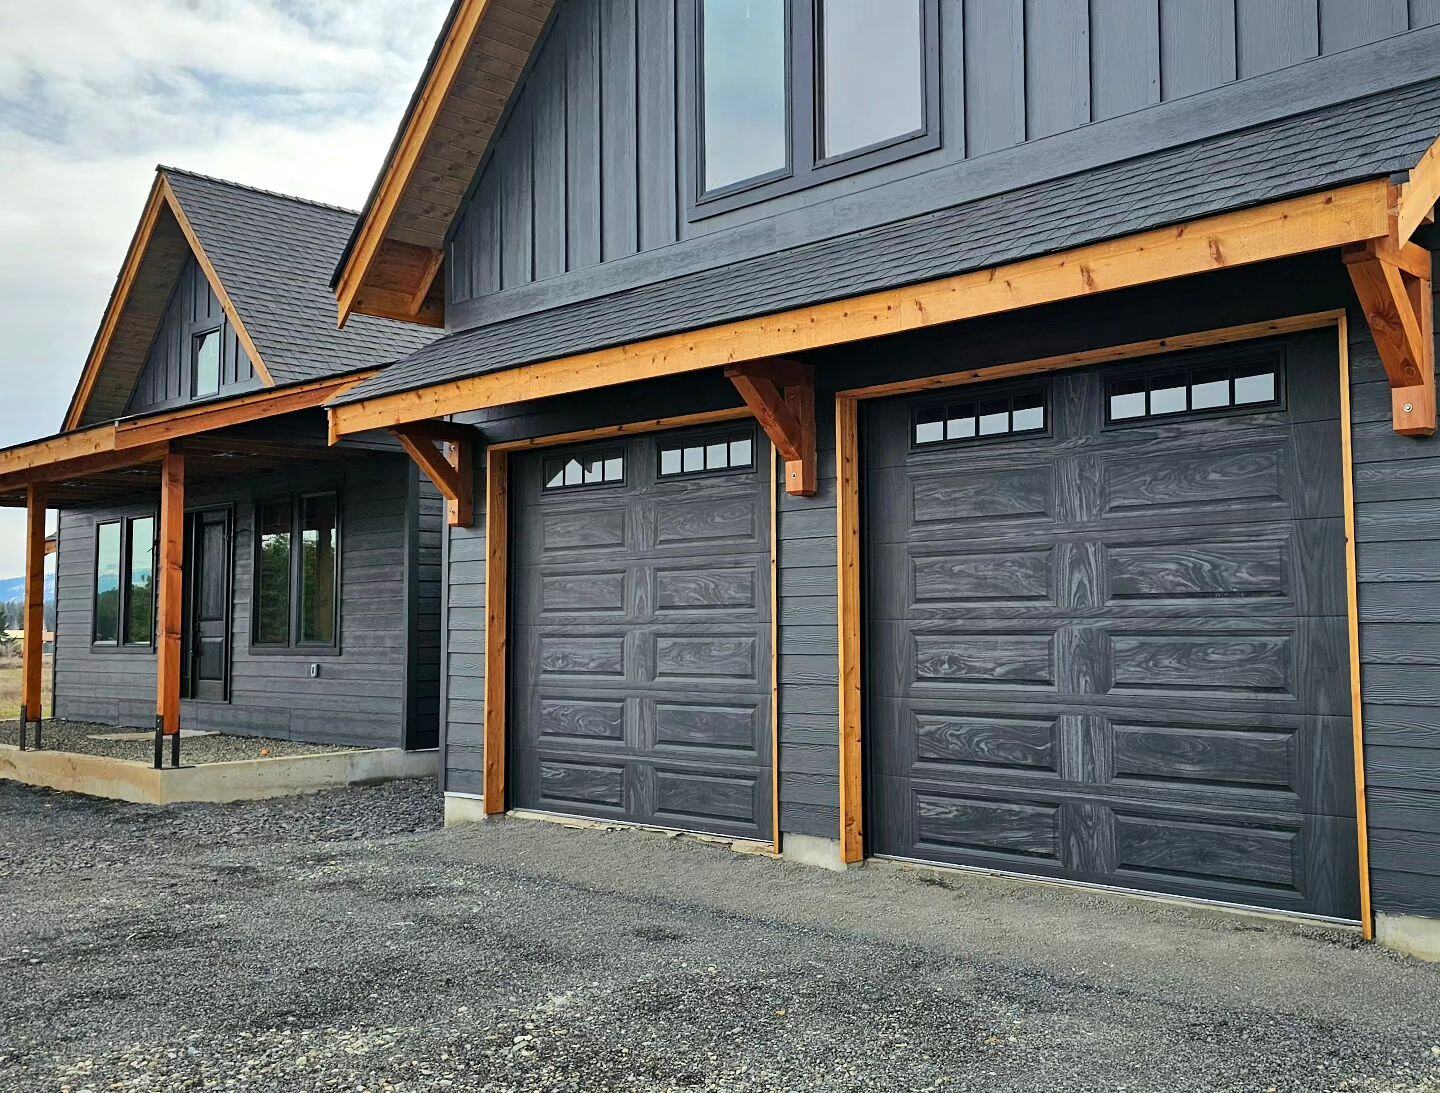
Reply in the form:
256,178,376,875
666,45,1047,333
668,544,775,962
1344,234,1436,435
156,452,185,737
726,360,817,496
482,446,509,814
1398,133,1440,246
390,424,476,526
329,181,1395,439
334,0,494,327
20,485,46,723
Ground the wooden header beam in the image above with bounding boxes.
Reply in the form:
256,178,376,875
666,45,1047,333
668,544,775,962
330,180,1394,439
1398,133,1440,246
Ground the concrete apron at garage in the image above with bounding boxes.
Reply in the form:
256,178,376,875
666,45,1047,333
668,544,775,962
0,744,438,804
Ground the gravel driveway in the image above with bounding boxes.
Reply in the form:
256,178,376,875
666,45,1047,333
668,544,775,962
1,779,1437,1093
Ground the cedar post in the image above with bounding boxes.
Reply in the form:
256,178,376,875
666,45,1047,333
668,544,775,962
20,484,46,748
155,451,185,753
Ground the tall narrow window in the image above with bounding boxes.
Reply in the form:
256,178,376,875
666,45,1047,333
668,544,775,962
94,522,122,645
300,494,338,646
124,516,155,646
255,499,293,646
193,329,221,398
820,0,925,158
701,0,789,193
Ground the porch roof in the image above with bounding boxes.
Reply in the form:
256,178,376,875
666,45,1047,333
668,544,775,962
330,77,1440,424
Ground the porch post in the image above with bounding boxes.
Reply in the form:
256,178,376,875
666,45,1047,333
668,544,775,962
19,484,46,748
155,451,184,765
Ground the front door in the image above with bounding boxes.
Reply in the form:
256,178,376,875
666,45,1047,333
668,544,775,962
182,507,232,702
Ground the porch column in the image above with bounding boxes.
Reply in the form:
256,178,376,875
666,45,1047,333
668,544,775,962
156,452,185,746
20,485,46,737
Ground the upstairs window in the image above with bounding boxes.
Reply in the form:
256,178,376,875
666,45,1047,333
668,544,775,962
692,0,939,215
193,328,222,398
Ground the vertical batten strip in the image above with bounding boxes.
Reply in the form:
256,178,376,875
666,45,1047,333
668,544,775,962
1337,314,1374,940
836,395,864,864
483,446,510,814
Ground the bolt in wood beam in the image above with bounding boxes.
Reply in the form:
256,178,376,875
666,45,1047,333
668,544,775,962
1344,239,1435,436
727,360,817,496
391,424,475,527
21,485,46,721
156,451,185,736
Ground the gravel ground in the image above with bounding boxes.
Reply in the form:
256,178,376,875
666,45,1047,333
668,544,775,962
0,719,356,763
1,779,1437,1093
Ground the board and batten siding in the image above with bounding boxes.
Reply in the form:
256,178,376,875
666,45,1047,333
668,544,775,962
53,453,424,748
1347,258,1440,919
126,255,260,415
445,0,1440,328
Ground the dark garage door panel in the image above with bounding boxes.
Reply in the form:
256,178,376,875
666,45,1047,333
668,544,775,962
863,333,1360,918
509,427,773,840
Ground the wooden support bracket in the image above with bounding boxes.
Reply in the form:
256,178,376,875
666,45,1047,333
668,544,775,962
1344,238,1435,436
392,424,475,527
726,359,817,496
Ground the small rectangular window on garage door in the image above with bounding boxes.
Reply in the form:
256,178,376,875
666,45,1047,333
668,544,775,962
913,387,1047,447
544,450,625,491
658,429,756,477
1106,355,1283,425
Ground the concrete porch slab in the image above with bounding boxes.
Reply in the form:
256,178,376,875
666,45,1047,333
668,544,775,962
0,744,437,804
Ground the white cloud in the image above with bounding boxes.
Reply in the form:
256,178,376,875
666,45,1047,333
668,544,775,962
0,0,451,574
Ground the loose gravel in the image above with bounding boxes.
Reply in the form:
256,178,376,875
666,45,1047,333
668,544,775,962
0,719,355,763
1,778,1437,1092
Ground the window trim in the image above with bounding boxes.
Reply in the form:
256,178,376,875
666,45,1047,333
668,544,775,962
91,513,158,653
685,0,941,220
191,324,224,400
250,489,343,656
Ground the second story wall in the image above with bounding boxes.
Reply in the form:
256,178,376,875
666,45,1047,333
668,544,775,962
126,256,260,415
445,0,1440,328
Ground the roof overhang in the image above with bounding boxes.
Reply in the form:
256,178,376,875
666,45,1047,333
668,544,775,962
331,0,557,330
328,178,1408,439
63,172,275,433
6,372,374,507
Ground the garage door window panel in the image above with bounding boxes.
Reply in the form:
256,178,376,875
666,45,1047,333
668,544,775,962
1106,356,1284,424
544,450,625,491
913,388,1048,447
658,428,756,478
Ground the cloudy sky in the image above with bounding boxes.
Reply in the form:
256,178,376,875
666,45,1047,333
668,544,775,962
0,0,450,575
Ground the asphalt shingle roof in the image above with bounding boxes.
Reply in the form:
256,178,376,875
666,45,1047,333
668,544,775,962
162,169,439,388
336,78,1440,408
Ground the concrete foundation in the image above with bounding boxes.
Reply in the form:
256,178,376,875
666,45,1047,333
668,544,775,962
782,832,852,872
444,793,491,827
0,744,437,804
1376,912,1440,963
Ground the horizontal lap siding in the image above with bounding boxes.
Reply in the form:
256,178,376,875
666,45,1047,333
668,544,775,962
53,454,414,748
409,474,445,750
1349,260,1440,917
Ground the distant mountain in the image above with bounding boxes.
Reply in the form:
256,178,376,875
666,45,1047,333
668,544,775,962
0,574,57,603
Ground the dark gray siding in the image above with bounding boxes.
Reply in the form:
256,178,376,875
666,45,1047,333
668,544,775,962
1348,249,1440,918
53,452,418,748
408,473,445,750
445,0,1440,330
126,256,260,414
436,249,1440,918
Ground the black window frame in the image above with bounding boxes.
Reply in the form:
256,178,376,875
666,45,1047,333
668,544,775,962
657,426,759,479
91,513,158,653
1103,352,1286,428
542,447,627,492
683,0,942,219
911,385,1051,450
250,489,343,656
191,324,224,400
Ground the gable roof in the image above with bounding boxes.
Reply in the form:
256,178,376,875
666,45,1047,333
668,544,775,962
331,0,557,328
65,167,440,431
332,77,1440,413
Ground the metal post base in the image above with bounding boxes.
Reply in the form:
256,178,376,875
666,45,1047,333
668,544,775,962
17,704,27,751
154,716,181,769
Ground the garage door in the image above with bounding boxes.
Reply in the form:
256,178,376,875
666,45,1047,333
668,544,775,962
864,333,1359,918
509,424,772,840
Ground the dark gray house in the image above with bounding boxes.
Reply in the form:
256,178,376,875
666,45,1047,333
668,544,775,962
327,0,1440,958
0,167,443,754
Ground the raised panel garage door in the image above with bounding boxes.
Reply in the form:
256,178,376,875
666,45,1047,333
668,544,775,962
864,332,1360,919
509,424,772,841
